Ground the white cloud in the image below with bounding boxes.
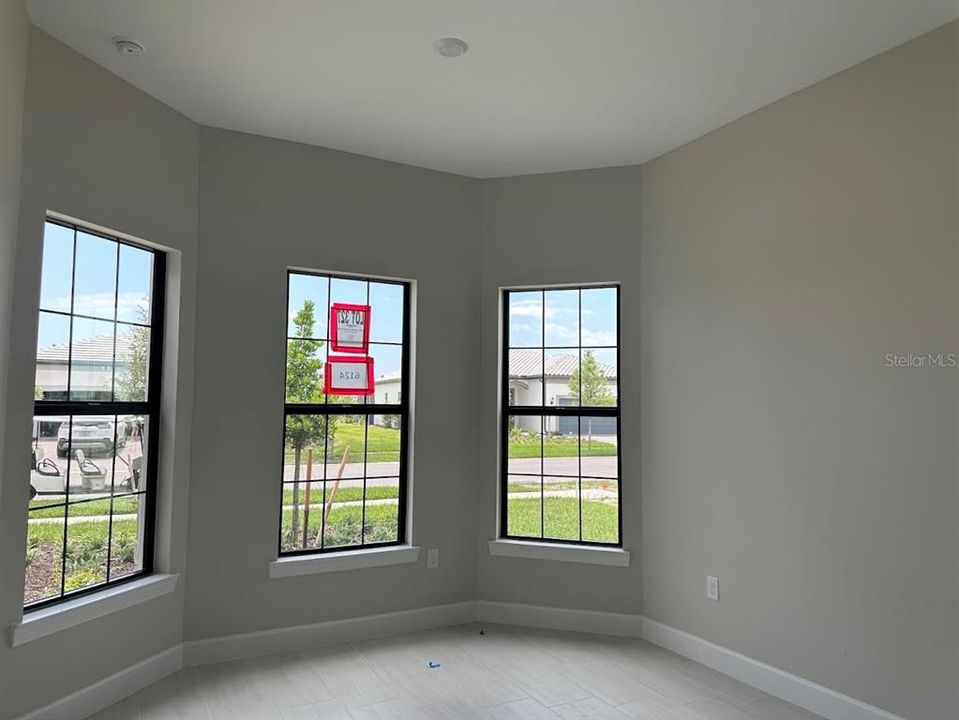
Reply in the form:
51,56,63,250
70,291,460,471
44,292,149,321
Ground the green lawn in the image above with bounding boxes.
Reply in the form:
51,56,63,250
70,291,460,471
286,423,617,466
280,500,399,551
281,484,397,505
29,496,139,519
507,479,617,493
508,434,617,459
506,497,618,544
285,422,400,465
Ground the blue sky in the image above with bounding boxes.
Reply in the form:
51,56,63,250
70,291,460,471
508,287,618,348
287,273,404,377
37,222,153,348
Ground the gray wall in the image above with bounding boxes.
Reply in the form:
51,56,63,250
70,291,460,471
0,28,199,720
0,0,27,547
476,166,643,612
184,128,481,640
640,21,957,720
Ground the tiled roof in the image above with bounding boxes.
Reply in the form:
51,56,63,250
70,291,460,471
36,331,136,364
509,348,616,379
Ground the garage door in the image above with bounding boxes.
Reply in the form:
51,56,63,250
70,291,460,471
556,397,617,436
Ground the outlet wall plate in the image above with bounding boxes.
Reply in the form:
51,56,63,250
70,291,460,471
706,575,719,601
427,549,439,569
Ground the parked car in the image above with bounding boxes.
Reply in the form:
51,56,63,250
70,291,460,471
56,417,128,457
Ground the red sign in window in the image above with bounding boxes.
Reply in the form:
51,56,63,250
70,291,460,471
324,355,375,396
330,303,370,354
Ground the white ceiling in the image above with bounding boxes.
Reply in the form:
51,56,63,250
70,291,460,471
26,0,958,178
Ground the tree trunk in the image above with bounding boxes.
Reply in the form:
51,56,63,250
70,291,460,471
291,445,301,544
302,448,313,548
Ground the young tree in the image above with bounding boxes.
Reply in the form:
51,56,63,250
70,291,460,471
285,300,336,545
568,350,614,447
117,307,150,401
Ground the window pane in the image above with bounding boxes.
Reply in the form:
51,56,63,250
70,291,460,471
285,339,326,403
329,418,367,479
39,222,73,313
35,312,70,400
506,475,541,538
73,231,117,321
70,317,115,401
369,282,403,344
582,479,619,544
545,349,577,408
114,415,150,494
323,479,364,548
114,323,151,402
581,287,617,347
117,244,153,324
109,493,146,581
508,349,542,406
579,348,617,407
370,343,401,405
544,476,580,541
283,415,329,484
580,416,618,478
364,477,399,544
544,289,579,346
330,277,368,307
365,420,400,476
543,425,580,477
281,482,325,553
30,414,70,507
64,517,109,594
507,415,541,475
25,512,64,605
508,291,542,347
288,274,329,339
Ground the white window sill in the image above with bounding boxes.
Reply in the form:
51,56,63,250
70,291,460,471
269,545,421,578
9,573,179,647
488,539,630,567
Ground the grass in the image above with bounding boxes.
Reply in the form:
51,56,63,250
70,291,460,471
506,497,618,544
29,496,139,519
285,423,617,466
280,500,399,551
507,479,617,493
26,517,140,600
507,434,617,459
281,484,397,505
285,422,400,465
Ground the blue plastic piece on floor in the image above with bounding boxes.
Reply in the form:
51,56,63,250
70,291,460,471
428,661,441,668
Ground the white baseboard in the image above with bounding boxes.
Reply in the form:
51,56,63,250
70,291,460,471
476,600,644,638
18,644,182,720
182,600,477,667
17,600,903,720
640,616,903,720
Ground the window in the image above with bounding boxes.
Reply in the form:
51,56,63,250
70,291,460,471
501,285,621,546
280,271,410,555
26,219,164,609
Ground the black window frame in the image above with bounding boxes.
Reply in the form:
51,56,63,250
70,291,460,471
27,217,166,611
500,284,623,547
278,270,411,557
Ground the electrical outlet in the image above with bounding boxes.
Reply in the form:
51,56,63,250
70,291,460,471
706,575,719,601
427,548,439,569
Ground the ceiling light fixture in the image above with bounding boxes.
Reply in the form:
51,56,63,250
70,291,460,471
433,37,468,58
113,37,145,58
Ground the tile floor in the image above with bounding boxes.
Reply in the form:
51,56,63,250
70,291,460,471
88,623,823,720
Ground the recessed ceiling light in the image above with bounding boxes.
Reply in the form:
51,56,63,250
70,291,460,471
433,37,468,58
113,37,145,58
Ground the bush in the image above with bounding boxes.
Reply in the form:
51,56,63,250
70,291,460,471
64,569,103,592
